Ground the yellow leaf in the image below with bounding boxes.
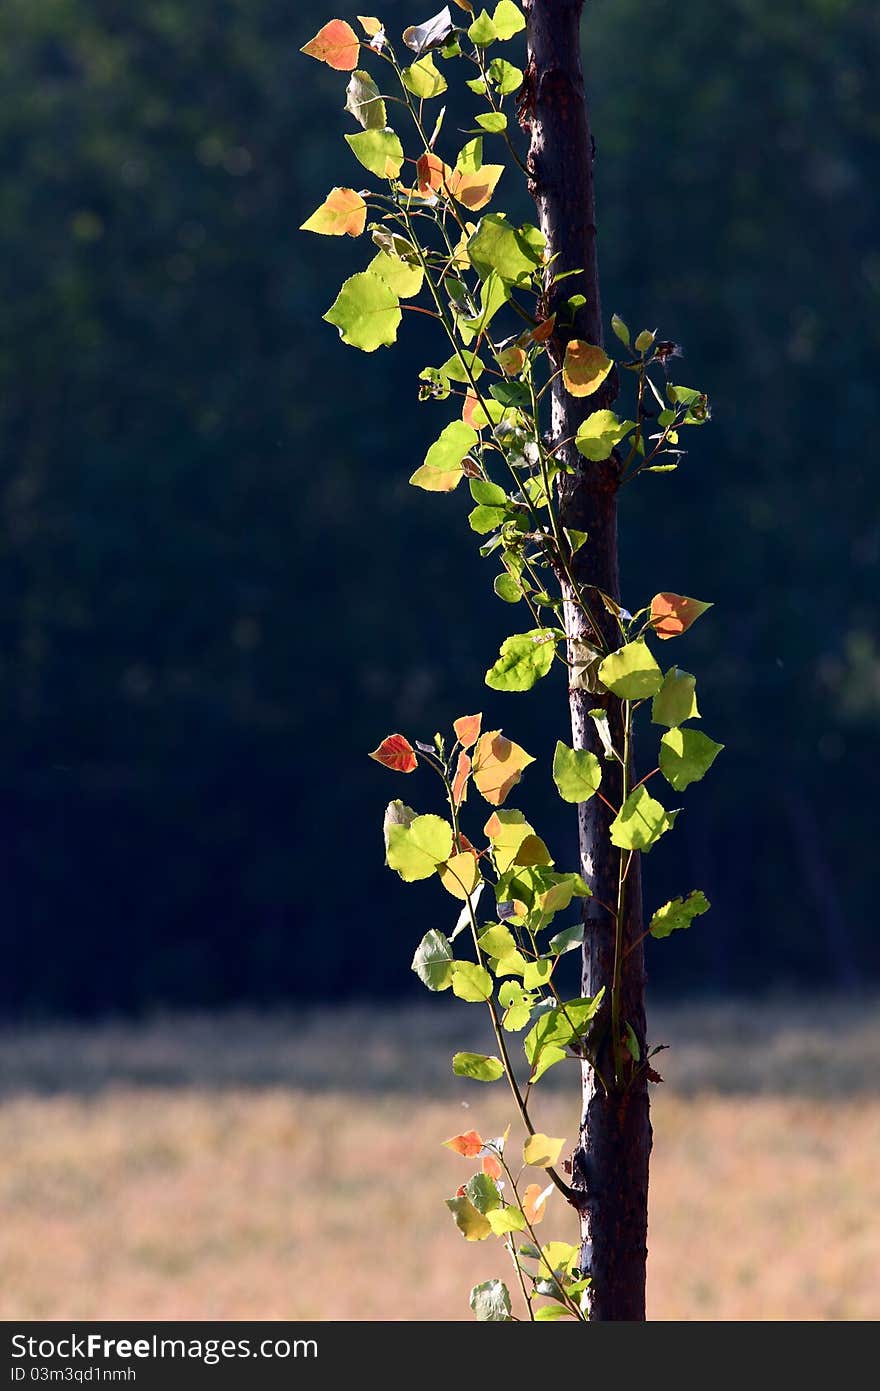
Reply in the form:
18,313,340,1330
449,164,504,211
523,1133,566,1168
562,340,613,397
438,851,481,900
472,730,535,806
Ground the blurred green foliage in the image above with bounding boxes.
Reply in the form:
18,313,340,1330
0,0,877,1014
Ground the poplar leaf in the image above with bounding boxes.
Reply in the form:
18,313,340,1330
453,1052,505,1082
659,728,723,791
523,1133,565,1169
369,733,417,772
411,929,454,990
439,851,482,900
324,271,401,351
300,187,367,237
367,251,423,298
552,742,602,803
609,787,675,852
492,0,525,39
652,667,700,727
409,420,478,492
650,592,713,639
452,960,494,1002
446,1194,492,1240
443,1130,484,1157
386,813,454,880
485,629,558,692
301,20,360,70
454,713,482,749
344,129,404,179
575,409,634,461
562,340,613,397
470,1279,513,1319
650,890,710,939
402,54,448,98
344,70,387,129
472,730,535,805
598,640,663,699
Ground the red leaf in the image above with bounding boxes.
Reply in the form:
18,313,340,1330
650,592,712,640
453,713,482,750
452,751,471,807
300,19,360,70
368,733,417,773
444,1130,484,1158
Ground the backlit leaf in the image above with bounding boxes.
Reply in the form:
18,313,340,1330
300,187,367,237
652,667,700,727
523,1133,565,1169
598,639,663,699
472,730,534,805
552,741,602,803
575,409,633,461
345,128,404,179
650,592,713,639
562,340,613,397
476,112,507,133
523,1182,551,1225
369,733,417,772
402,54,448,98
650,889,710,939
452,960,493,1001
492,0,525,39
367,251,423,298
386,813,454,880
538,1241,579,1280
451,751,471,806
465,1172,501,1213
485,629,557,692
411,929,454,990
487,1208,525,1236
485,809,552,873
487,57,522,94
324,271,401,351
468,10,497,45
659,728,723,791
443,1129,483,1157
453,1051,505,1082
409,420,478,492
344,70,387,129
609,787,675,852
301,19,360,70
357,17,383,38
440,851,482,900
451,165,504,211
416,151,452,194
467,214,544,286
454,712,482,749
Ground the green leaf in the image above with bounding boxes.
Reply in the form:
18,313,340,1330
494,573,522,604
453,1051,505,1082
659,728,724,791
469,504,507,534
611,313,630,347
650,889,711,939
524,994,603,1072
411,929,454,991
624,1022,640,1062
409,420,478,492
476,112,508,133
598,640,663,700
386,813,453,880
575,410,634,462
324,271,401,353
492,0,526,39
635,328,656,353
552,741,602,804
344,129,404,179
456,137,483,173
522,958,553,989
467,214,544,286
401,54,448,99
487,58,522,94
470,1278,513,1319
452,960,494,1002
446,1195,492,1241
652,667,700,728
485,629,557,692
468,10,497,46
487,1208,526,1236
478,924,518,959
548,923,584,956
609,786,675,852
470,478,507,506
535,1304,571,1321
436,348,485,383
498,979,534,1031
344,70,387,130
465,1172,501,1214
367,251,423,299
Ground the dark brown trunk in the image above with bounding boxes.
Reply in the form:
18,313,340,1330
524,0,651,1321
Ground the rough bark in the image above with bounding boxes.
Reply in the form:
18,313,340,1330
524,0,651,1321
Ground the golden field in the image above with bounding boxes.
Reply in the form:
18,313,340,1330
0,998,877,1321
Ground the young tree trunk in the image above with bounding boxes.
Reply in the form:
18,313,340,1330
524,0,651,1321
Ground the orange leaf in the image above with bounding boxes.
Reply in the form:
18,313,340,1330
454,713,482,749
650,592,713,639
417,152,453,195
497,345,526,375
301,19,360,70
530,314,556,343
472,730,535,806
452,751,471,807
523,1181,551,1225
455,831,479,858
443,1130,484,1157
368,733,417,773
448,164,504,212
462,390,483,428
300,187,367,237
562,340,613,397
481,1154,503,1181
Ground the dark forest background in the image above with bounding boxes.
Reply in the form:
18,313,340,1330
1,0,877,1017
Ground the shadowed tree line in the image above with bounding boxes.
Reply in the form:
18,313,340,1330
0,0,877,1016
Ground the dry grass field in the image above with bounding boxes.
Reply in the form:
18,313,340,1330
0,998,878,1321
